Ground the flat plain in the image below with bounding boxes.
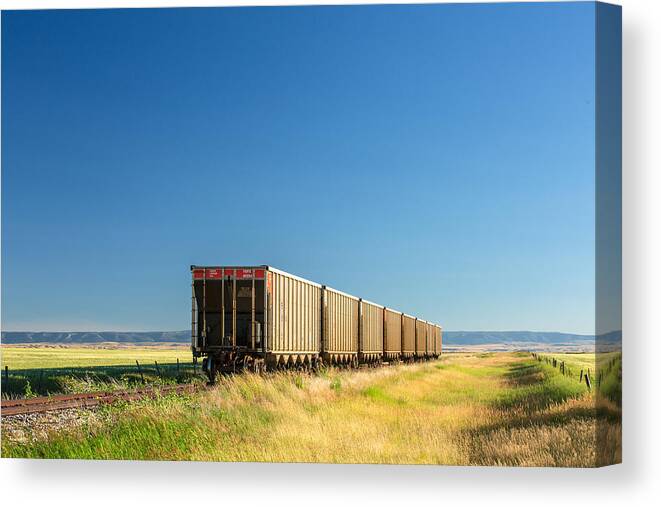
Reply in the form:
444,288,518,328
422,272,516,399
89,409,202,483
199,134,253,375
1,350,621,466
1,344,191,370
1,345,195,397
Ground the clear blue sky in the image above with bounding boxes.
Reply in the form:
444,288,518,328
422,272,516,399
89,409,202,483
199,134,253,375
1,3,597,334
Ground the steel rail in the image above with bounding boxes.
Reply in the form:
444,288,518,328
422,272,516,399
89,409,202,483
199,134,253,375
1,384,203,417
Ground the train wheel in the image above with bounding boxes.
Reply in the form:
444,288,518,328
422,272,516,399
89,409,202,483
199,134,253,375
242,356,254,373
206,357,218,385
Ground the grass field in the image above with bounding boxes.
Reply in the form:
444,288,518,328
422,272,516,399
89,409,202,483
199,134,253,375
596,352,622,407
538,352,596,373
1,352,621,466
1,346,197,397
1,346,192,370
535,351,621,407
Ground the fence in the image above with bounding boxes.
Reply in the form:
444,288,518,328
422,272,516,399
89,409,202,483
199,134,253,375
529,352,593,390
1,359,201,398
530,351,622,405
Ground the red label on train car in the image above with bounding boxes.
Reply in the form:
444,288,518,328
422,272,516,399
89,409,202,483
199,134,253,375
205,269,222,279
235,269,254,279
223,268,235,277
254,269,265,279
192,269,205,279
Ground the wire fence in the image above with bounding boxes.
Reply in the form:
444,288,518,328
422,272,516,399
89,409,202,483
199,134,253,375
530,352,621,398
530,352,593,390
1,359,202,399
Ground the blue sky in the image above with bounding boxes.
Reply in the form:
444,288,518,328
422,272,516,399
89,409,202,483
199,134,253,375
1,3,597,334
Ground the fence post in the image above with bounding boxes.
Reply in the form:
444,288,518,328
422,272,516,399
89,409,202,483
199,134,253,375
585,372,591,390
177,358,180,376
580,369,583,382
136,360,145,383
4,365,8,387
39,370,44,392
155,361,162,378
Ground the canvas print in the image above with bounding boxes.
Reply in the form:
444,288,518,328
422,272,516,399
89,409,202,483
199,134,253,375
0,2,621,467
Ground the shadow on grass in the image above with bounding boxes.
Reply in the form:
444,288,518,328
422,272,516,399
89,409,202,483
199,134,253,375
495,359,588,412
1,362,201,398
597,353,622,407
459,357,621,466
504,363,545,386
458,404,601,467
458,358,604,467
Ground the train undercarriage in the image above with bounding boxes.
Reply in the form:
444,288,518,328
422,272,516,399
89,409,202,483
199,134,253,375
198,348,436,384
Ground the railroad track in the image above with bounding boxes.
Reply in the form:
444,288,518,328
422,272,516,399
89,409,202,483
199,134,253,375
1,384,203,416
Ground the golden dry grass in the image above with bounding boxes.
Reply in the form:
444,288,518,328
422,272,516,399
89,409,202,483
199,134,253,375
1,346,192,370
1,352,620,466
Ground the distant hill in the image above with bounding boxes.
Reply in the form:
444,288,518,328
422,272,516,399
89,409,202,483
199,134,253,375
443,331,595,345
1,331,190,344
1,330,620,346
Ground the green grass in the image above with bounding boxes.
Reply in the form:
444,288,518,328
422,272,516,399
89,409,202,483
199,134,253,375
362,385,407,405
1,352,621,466
497,360,587,410
542,352,595,373
596,352,622,406
1,346,199,397
1,346,193,369
536,351,621,407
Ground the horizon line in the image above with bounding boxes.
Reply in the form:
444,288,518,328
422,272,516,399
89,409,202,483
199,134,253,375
0,329,607,337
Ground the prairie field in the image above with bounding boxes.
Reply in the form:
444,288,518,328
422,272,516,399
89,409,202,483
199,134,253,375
1,345,195,397
1,351,621,466
535,351,621,407
1,345,191,370
538,352,596,374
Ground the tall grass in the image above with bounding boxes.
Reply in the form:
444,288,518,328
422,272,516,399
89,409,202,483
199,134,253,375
597,352,622,407
537,351,622,408
1,347,198,397
1,353,620,466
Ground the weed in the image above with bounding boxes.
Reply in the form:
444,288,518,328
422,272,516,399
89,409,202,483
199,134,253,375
330,378,342,392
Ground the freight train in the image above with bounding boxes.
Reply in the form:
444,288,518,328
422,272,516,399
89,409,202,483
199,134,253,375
191,265,442,382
